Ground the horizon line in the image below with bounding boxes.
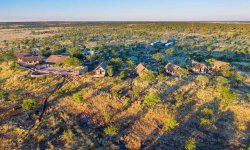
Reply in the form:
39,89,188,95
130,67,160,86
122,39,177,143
0,20,250,23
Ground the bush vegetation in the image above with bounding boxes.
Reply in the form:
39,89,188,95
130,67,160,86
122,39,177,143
22,99,37,110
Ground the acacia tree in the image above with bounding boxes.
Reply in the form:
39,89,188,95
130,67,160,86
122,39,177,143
64,57,82,68
144,92,161,106
69,47,81,56
107,65,114,77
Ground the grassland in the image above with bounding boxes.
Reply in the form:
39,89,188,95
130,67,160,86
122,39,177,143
0,22,249,149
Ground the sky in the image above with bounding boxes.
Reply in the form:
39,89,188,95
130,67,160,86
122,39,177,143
0,0,250,22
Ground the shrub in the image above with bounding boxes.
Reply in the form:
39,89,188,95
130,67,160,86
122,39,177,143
104,125,118,136
215,76,229,85
122,98,130,108
132,88,140,98
152,52,163,62
64,57,82,68
73,93,84,103
8,93,21,101
165,48,175,56
232,73,246,87
9,61,18,70
22,99,37,110
200,118,211,126
141,70,155,82
119,71,126,80
144,92,161,106
185,138,196,150
175,94,183,107
68,47,81,56
107,65,114,77
201,108,214,119
62,129,74,142
195,75,209,89
111,89,119,98
218,85,237,106
0,90,5,101
247,93,250,101
163,118,179,132
176,68,189,77
220,66,235,77
109,58,123,70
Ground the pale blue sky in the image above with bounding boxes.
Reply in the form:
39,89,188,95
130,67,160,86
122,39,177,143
0,0,249,22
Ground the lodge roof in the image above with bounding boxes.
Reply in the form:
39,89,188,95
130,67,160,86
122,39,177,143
135,63,148,74
16,51,43,62
192,60,207,70
46,55,69,64
165,63,180,72
211,60,229,68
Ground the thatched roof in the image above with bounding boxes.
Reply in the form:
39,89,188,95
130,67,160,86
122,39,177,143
192,60,207,70
16,52,43,62
165,63,180,72
135,63,148,74
211,61,229,68
16,52,32,58
46,55,69,64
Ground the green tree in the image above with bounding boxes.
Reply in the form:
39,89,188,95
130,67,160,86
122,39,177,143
141,70,155,82
107,65,114,77
176,68,189,77
109,58,123,70
22,99,37,110
165,48,175,56
68,47,81,56
0,90,5,101
119,71,126,80
163,118,179,132
64,57,82,68
247,93,250,101
104,125,118,136
144,92,161,106
73,93,84,103
152,52,163,63
185,138,196,150
220,66,234,77
8,93,21,101
127,59,135,70
218,85,237,106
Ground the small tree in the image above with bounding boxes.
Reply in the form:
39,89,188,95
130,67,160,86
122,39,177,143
152,53,163,63
141,70,155,82
163,118,179,132
0,90,5,101
62,129,74,142
68,47,81,56
220,66,234,77
64,57,82,68
218,85,237,106
144,92,161,106
165,48,175,56
107,65,114,77
127,59,135,70
185,138,196,150
8,93,21,101
119,71,126,80
247,93,250,102
109,58,123,70
22,99,37,110
73,93,84,103
104,125,118,136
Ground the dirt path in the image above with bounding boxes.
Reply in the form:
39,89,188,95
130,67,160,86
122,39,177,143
38,76,68,122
